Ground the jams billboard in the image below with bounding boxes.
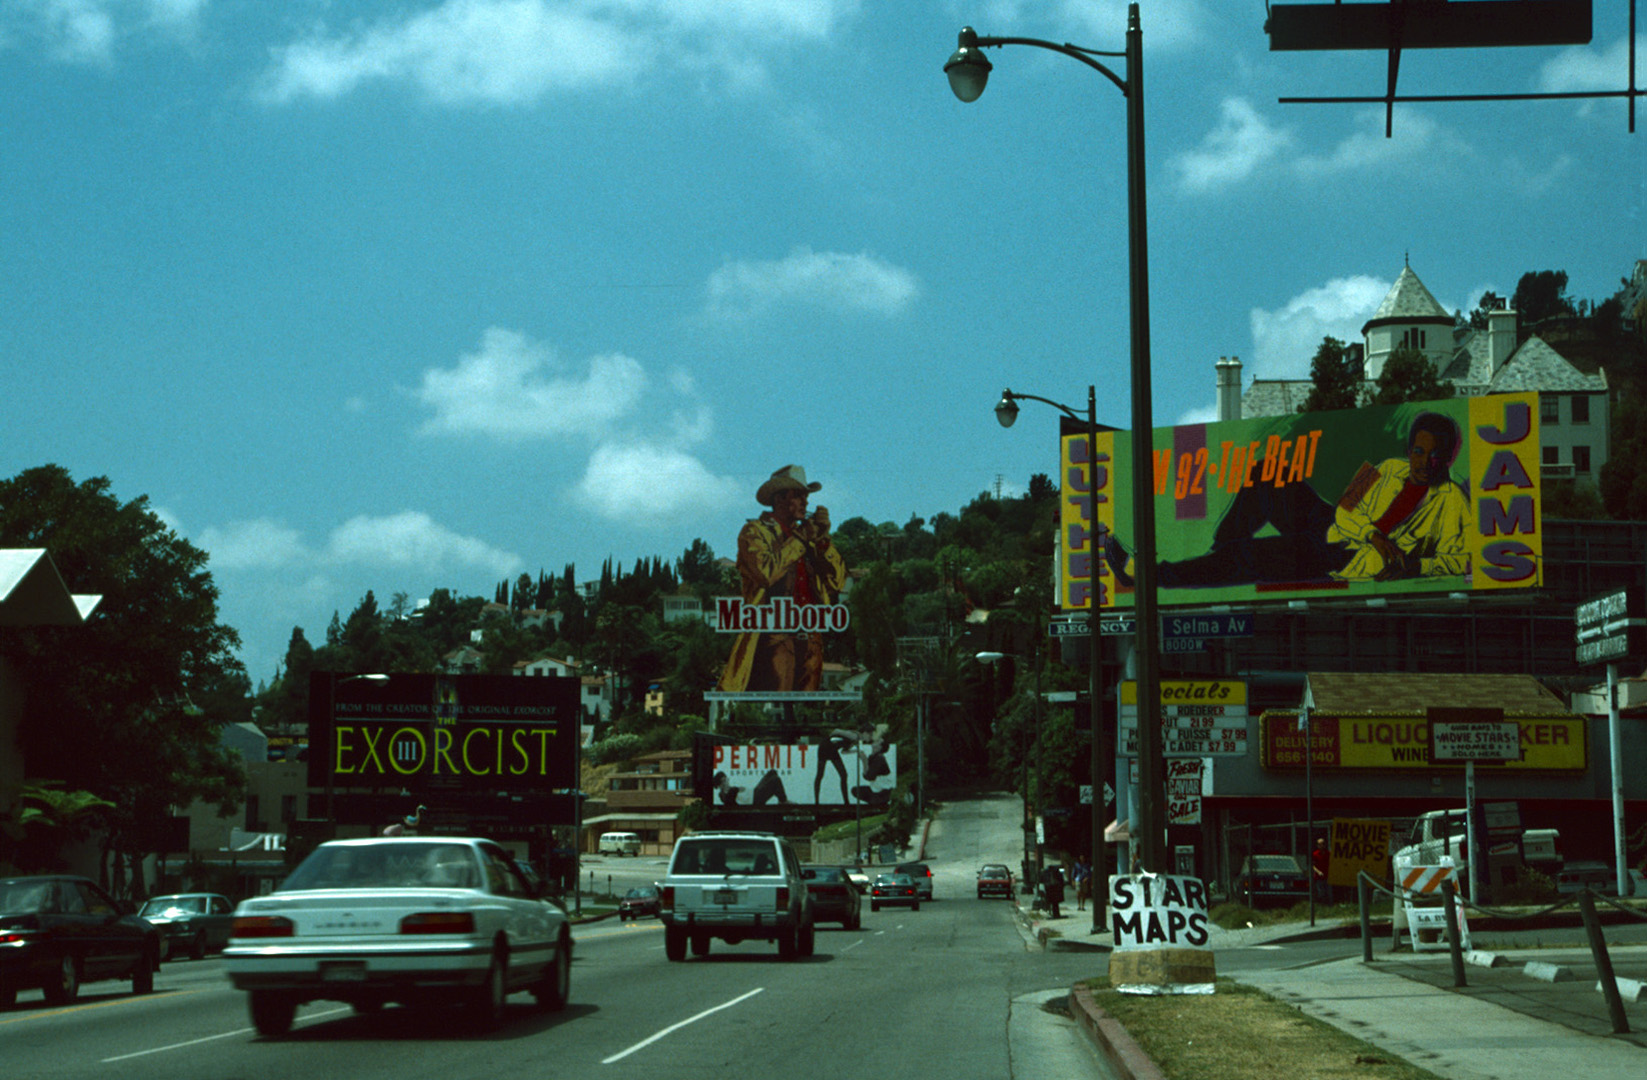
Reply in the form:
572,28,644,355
308,672,579,795
1060,393,1541,610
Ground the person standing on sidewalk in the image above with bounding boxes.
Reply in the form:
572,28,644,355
1311,837,1332,904
1040,863,1066,919
1072,856,1092,912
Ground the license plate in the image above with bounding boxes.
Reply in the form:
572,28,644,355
713,889,738,904
1265,882,1284,890
320,961,367,983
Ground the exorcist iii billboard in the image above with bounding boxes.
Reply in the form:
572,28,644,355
1060,393,1541,611
308,673,579,795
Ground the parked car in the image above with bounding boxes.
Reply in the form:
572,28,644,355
895,861,934,901
223,836,571,1036
870,873,920,912
976,864,1013,899
1554,861,1647,897
0,875,160,1008
801,865,861,930
660,831,815,961
618,885,662,921
139,892,235,961
1236,854,1310,906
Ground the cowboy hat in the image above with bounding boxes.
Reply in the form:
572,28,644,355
756,464,822,505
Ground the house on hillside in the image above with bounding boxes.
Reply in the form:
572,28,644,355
1237,261,1611,488
581,749,694,856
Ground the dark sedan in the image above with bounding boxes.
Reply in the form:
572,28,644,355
618,885,662,921
869,873,920,912
139,892,235,960
801,866,861,929
0,875,159,1008
1236,854,1310,906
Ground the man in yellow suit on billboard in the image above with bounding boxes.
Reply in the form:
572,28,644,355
718,465,848,693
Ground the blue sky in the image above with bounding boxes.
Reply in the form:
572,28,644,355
3,1,1643,684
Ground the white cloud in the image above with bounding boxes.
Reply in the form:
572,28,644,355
6,0,207,64
1248,275,1391,381
576,442,742,521
705,247,919,319
327,511,523,575
1292,107,1464,177
259,0,860,105
1539,34,1646,93
199,519,308,570
416,327,648,440
1172,98,1292,194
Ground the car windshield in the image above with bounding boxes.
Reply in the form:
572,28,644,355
875,875,910,885
625,886,658,899
281,842,482,891
0,881,54,914
980,867,1008,878
673,840,780,876
140,896,206,916
803,867,844,882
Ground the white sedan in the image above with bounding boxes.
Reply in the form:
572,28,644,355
224,836,570,1036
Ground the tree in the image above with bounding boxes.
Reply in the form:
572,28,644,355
1371,347,1455,406
1299,336,1363,413
0,465,247,892
1512,270,1576,327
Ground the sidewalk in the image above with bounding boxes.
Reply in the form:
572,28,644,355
1019,907,1647,1080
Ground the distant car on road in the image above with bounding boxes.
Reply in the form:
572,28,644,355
976,864,1013,899
0,875,159,1008
618,885,662,921
870,873,920,912
802,865,861,930
139,893,235,961
224,836,571,1037
1555,861,1646,897
895,861,934,901
1236,854,1309,906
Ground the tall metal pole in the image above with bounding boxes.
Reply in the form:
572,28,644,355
1120,4,1164,873
1087,385,1108,935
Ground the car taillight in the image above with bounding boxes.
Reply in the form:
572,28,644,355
399,912,476,935
776,887,788,909
0,930,31,946
232,915,294,938
660,886,674,909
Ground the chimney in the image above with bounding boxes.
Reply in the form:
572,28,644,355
1488,308,1517,377
1215,356,1243,422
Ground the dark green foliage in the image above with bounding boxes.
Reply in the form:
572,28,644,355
1299,336,1363,413
1371,346,1455,406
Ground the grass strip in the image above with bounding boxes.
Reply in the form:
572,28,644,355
1082,977,1446,1080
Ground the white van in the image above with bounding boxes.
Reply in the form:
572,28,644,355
599,832,642,857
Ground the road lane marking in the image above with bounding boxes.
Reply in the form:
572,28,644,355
601,988,764,1064
100,1006,350,1062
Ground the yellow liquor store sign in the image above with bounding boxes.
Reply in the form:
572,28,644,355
308,672,579,793
1260,712,1586,771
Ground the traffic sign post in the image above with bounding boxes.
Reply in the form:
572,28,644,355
1427,707,1518,904
1575,589,1642,900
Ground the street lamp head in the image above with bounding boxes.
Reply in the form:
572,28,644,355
994,390,1020,428
975,651,1007,663
945,27,993,102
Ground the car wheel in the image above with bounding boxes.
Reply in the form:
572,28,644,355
871,901,880,912
777,926,797,960
0,979,15,1009
690,934,710,957
618,912,628,922
133,946,156,994
249,991,297,1037
912,901,921,912
189,931,207,961
469,953,507,1031
664,925,687,962
42,954,79,1006
797,922,815,958
532,932,571,1012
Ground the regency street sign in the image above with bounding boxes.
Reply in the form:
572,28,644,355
1575,589,1644,666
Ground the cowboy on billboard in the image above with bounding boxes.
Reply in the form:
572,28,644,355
717,465,848,693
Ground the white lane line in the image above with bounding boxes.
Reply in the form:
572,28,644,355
100,1006,351,1062
601,988,764,1064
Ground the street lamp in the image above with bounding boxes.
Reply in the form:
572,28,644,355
950,3,1165,886
977,649,1043,891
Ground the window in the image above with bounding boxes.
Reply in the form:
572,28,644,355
245,794,261,831
281,794,297,824
1541,397,1559,425
1574,446,1592,474
1543,447,1559,465
1572,395,1591,424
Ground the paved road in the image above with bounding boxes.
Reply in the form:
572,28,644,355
0,794,1119,1080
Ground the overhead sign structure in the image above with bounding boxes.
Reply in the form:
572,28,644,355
1575,589,1644,667
1120,680,1249,758
1267,2,1593,52
309,673,580,805
1062,395,1541,613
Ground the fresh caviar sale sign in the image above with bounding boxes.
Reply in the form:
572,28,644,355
308,673,579,793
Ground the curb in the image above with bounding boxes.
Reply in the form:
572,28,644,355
1068,983,1169,1080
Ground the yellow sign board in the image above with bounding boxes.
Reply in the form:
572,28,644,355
1328,818,1390,887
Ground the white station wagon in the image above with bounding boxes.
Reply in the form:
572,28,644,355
224,836,571,1036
